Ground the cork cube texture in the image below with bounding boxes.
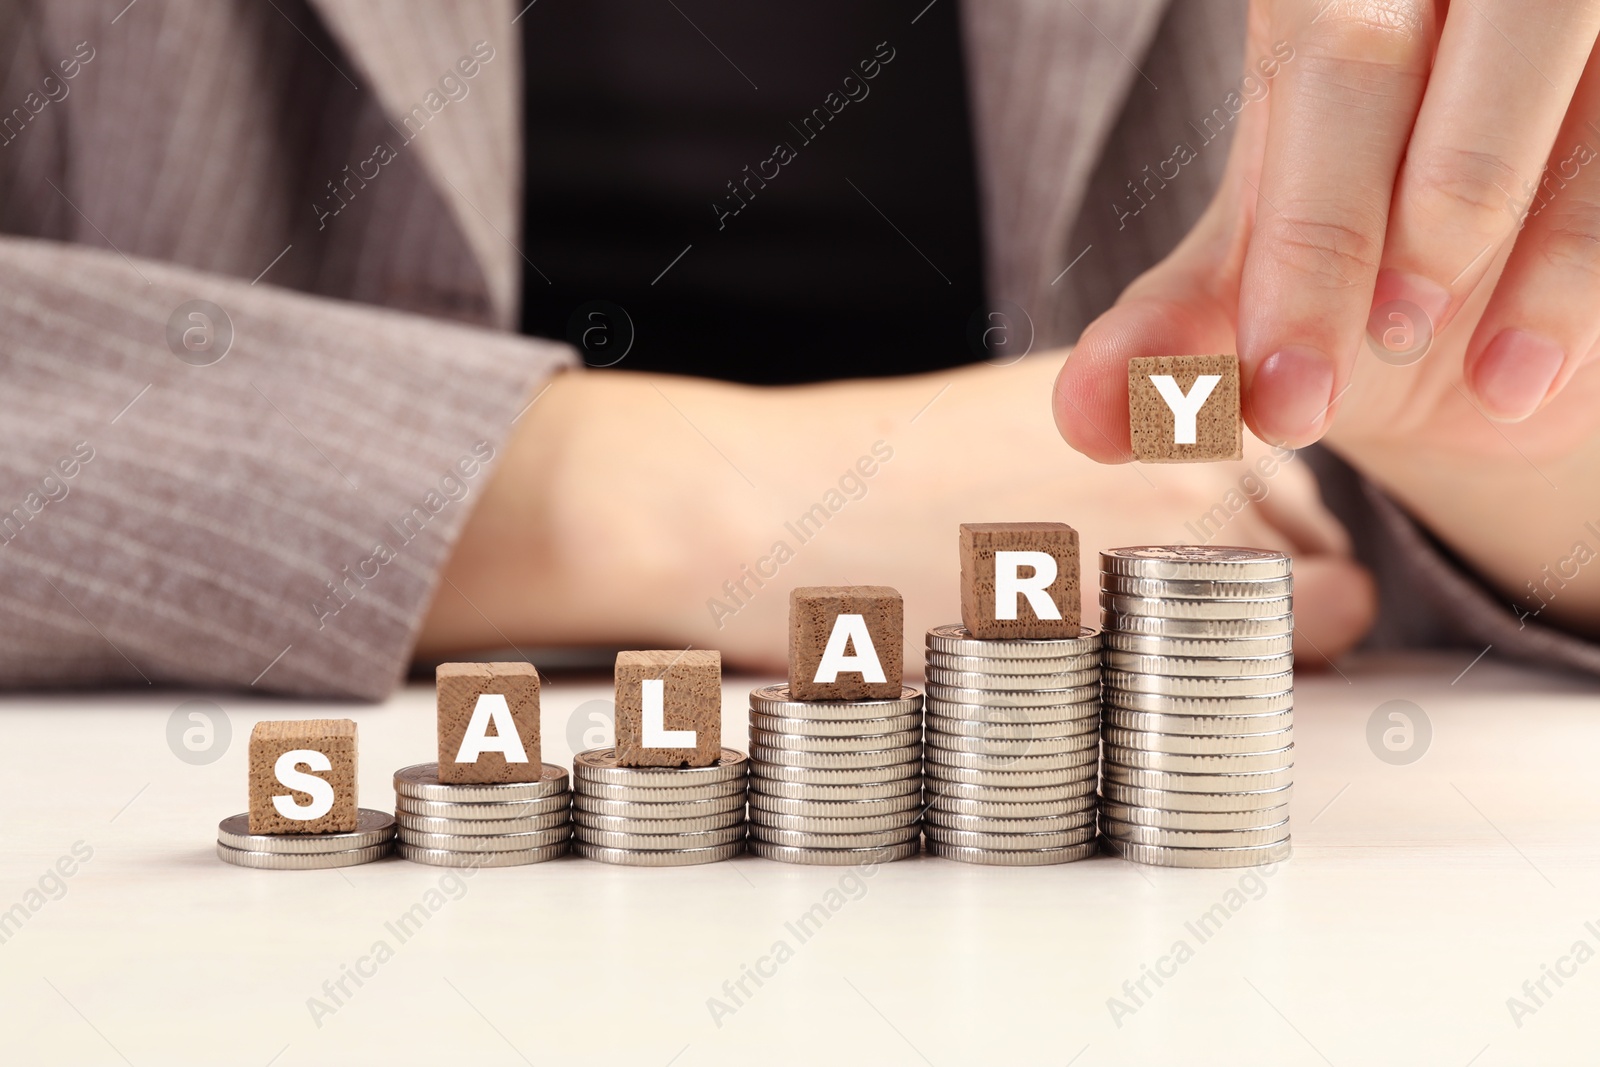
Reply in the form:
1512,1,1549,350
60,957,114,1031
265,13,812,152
960,522,1081,638
789,585,904,700
1128,354,1242,462
248,719,358,834
436,662,542,784
614,650,722,767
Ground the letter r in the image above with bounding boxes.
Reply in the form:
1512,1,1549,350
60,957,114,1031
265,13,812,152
994,551,1060,621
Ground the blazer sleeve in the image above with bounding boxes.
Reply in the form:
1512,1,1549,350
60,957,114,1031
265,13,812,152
0,235,575,699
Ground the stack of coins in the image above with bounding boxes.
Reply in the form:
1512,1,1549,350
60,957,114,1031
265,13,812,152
1099,546,1294,868
747,684,923,865
571,748,748,866
921,624,1102,865
393,762,572,867
216,809,395,870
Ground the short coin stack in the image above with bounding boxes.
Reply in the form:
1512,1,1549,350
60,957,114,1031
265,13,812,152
216,809,395,870
921,624,1102,865
1099,546,1294,868
747,684,923,865
393,762,572,867
571,748,748,866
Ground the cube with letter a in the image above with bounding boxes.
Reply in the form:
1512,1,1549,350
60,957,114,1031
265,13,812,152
248,719,358,834
436,662,542,784
788,585,903,700
1127,354,1242,462
614,650,722,767
959,522,1080,638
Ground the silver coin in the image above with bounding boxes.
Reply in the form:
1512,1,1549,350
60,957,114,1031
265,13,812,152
1100,592,1292,620
1104,650,1296,678
925,745,1098,772
749,727,922,753
216,841,392,870
395,794,571,820
750,777,920,801
573,825,746,851
752,764,921,790
748,809,918,834
393,763,570,802
924,809,1095,835
925,713,1099,742
1102,817,1291,849
748,711,922,737
1104,612,1294,638
398,826,572,852
924,650,1101,675
398,842,569,867
1103,743,1293,774
927,795,1095,819
1104,630,1295,658
1099,800,1290,830
925,666,1101,691
1102,708,1294,736
926,726,1098,754
1099,782,1292,812
748,839,920,865
395,811,571,835
1104,669,1295,698
1104,836,1291,868
748,824,919,850
925,778,1097,804
572,810,745,835
217,809,395,854
573,748,748,786
924,824,1098,851
925,623,1101,658
1101,727,1294,755
749,744,920,770
927,839,1097,865
748,791,921,819
1102,574,1294,600
575,840,744,866
1100,546,1292,581
1103,688,1294,715
573,779,748,804
924,761,1097,788
573,794,745,819
926,683,1101,708
748,683,923,719
1100,763,1293,793
926,697,1100,723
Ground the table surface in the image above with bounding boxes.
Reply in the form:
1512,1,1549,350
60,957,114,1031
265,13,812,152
2,651,1597,1066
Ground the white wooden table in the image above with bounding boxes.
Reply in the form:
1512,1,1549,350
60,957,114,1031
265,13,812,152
2,652,1596,1066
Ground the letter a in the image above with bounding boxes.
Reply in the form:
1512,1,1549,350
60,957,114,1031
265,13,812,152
994,550,1060,621
1150,374,1221,444
454,693,529,763
814,614,885,683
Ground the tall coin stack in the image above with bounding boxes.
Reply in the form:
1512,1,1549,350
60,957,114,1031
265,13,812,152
393,762,573,867
921,624,1102,865
571,748,748,866
1098,546,1294,868
747,684,924,865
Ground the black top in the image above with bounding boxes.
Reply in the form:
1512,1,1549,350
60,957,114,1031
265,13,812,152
518,1,986,384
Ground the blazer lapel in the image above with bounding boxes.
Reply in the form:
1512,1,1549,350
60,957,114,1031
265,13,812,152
309,0,522,327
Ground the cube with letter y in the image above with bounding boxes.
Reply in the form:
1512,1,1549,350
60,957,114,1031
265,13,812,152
615,650,722,767
789,585,903,700
248,719,357,834
436,662,542,784
1128,354,1242,462
960,522,1080,638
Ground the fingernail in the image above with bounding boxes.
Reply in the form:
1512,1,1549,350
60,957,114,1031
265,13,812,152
1366,270,1451,366
1471,329,1565,421
1253,345,1337,444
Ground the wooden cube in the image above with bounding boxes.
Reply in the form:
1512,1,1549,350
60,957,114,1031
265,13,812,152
614,650,722,767
788,586,903,700
960,522,1081,638
436,662,542,784
247,719,357,834
1128,354,1242,462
